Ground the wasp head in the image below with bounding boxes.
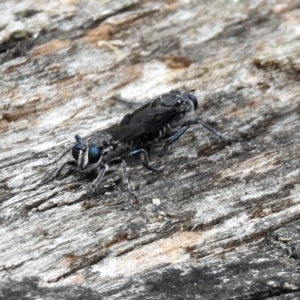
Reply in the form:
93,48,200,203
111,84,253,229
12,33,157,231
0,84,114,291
71,135,110,171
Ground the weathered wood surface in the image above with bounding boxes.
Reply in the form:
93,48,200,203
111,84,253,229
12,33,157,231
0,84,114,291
1,0,300,299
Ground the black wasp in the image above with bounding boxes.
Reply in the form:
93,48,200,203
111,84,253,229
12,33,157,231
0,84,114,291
44,89,235,196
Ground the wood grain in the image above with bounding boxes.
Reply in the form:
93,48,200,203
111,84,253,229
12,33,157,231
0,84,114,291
1,0,300,299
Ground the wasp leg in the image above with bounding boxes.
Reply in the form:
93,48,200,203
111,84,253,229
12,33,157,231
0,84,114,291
159,125,190,157
188,118,238,142
42,160,77,184
128,149,161,173
120,159,136,197
91,164,109,195
159,118,238,157
91,159,136,197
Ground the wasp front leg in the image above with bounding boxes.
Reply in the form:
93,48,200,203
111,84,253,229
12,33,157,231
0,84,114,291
90,159,136,198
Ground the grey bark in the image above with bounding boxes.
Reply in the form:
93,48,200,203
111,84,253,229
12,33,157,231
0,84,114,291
1,0,300,299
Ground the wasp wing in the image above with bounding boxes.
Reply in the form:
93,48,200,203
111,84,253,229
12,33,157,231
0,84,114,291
121,91,185,133
102,124,146,142
123,106,182,133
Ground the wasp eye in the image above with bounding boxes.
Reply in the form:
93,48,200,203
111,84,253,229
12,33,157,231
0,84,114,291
187,93,198,110
88,146,101,164
72,144,83,160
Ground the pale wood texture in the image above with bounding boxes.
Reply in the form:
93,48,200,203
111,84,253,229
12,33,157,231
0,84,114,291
1,0,300,299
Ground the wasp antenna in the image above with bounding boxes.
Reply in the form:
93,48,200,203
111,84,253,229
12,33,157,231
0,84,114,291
75,135,84,145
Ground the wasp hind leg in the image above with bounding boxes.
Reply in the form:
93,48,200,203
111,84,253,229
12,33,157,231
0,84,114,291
159,125,190,157
159,118,239,157
193,118,238,142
